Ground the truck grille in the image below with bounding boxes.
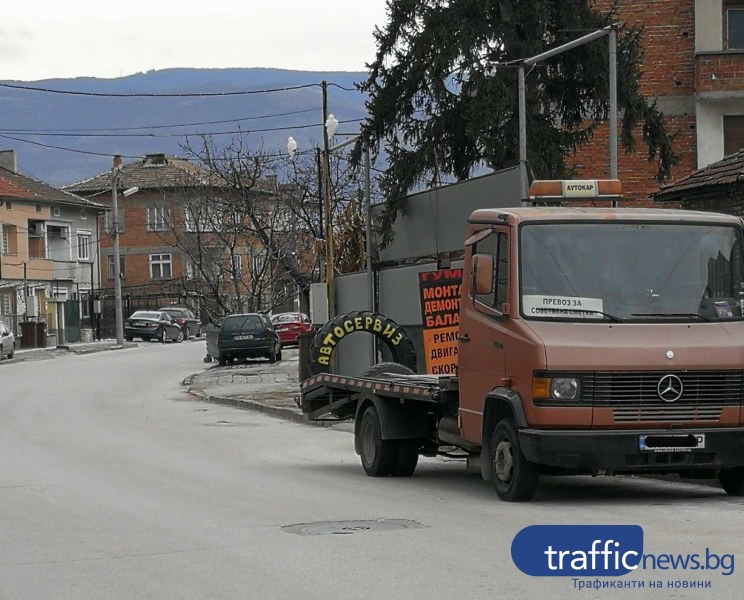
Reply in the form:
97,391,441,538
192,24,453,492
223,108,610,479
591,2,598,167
591,371,743,406
613,405,722,422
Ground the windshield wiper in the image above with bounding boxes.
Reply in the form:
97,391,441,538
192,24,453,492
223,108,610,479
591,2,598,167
536,308,623,322
631,312,711,322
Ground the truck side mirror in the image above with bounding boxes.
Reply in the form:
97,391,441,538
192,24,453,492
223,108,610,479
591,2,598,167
472,253,494,296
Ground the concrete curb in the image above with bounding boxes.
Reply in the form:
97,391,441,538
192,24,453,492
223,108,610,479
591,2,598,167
183,374,346,429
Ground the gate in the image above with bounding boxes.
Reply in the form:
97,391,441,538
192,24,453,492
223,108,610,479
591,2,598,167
64,300,81,343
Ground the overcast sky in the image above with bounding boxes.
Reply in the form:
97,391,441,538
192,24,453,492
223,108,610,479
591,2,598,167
1,0,389,81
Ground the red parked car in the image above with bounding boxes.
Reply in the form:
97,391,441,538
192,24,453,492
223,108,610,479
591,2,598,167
270,312,312,345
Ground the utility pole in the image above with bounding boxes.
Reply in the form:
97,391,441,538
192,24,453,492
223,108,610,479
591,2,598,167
321,80,335,318
111,155,124,345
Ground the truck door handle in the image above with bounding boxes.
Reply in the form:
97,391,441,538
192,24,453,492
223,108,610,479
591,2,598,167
458,333,470,342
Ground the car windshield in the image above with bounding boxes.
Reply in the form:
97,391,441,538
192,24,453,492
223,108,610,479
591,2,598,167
131,312,161,320
222,315,264,332
272,314,299,323
161,309,184,317
520,222,744,322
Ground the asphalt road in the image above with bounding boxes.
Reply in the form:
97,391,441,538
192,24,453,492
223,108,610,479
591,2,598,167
1,341,744,599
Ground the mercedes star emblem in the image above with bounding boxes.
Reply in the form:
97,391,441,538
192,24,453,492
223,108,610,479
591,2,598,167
657,374,684,403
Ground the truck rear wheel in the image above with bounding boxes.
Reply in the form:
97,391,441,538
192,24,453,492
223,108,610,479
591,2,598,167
490,418,539,502
391,440,419,477
358,406,397,477
718,467,744,495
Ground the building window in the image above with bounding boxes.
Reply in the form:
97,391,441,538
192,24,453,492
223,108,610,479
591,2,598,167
35,204,42,213
2,224,18,254
1,292,12,315
729,8,744,49
149,253,172,280
4,201,11,210
107,255,126,279
146,206,171,231
81,208,88,220
184,204,220,232
77,232,91,261
724,115,744,156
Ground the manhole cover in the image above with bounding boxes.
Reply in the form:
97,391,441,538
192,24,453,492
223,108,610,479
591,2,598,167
282,519,424,536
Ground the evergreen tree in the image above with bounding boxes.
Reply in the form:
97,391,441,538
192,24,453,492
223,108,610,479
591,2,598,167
354,0,676,237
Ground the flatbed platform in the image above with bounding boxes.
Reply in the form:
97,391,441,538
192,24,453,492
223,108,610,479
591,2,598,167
301,372,452,421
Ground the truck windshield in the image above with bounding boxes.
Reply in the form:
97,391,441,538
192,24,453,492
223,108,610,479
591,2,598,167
519,222,744,322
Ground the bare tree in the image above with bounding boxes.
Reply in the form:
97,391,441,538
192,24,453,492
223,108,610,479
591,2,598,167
144,135,316,321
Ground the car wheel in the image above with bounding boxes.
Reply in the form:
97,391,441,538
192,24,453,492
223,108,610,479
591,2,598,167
175,329,184,343
183,326,190,340
218,355,227,366
276,346,283,361
159,328,167,344
268,345,277,363
125,335,133,342
8,345,14,359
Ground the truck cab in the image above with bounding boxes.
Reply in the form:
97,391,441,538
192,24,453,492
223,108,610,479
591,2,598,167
459,182,744,500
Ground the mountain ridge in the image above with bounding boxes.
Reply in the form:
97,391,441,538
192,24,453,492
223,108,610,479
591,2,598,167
0,68,368,186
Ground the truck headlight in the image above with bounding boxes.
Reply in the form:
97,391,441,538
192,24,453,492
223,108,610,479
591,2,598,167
550,378,580,400
532,376,581,401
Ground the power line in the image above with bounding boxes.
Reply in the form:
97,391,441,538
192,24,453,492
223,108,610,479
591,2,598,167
0,133,321,161
0,108,320,134
0,118,363,139
0,81,320,97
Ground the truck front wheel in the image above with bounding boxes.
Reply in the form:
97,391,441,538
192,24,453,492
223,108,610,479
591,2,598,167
490,418,539,502
718,467,744,495
358,406,397,477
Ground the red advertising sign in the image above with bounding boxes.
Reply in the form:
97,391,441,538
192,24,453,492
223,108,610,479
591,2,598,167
418,268,462,375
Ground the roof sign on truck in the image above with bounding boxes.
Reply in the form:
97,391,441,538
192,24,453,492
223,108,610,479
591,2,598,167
529,179,622,201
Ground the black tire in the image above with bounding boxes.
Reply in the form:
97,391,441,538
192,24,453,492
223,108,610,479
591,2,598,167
8,343,14,359
718,467,744,495
391,440,419,477
277,346,283,361
125,335,133,342
175,329,184,343
183,326,190,340
490,418,539,502
362,362,415,378
158,328,166,344
268,344,277,363
308,310,416,375
218,355,227,367
358,405,397,477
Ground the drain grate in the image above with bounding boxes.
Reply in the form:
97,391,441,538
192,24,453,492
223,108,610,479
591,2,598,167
282,519,424,536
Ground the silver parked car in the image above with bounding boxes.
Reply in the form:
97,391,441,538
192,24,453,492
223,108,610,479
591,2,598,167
0,320,16,360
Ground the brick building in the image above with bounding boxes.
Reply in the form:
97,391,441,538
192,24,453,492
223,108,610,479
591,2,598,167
64,153,314,327
573,1,744,202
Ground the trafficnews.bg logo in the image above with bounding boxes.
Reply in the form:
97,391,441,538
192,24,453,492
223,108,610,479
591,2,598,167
511,525,734,578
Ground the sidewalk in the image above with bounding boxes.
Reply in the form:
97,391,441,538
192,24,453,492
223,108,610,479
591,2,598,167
1,339,137,365
184,348,306,423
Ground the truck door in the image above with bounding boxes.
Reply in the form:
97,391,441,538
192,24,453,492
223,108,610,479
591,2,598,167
458,229,509,443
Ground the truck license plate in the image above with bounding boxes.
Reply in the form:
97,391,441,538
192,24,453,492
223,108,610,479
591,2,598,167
639,434,705,453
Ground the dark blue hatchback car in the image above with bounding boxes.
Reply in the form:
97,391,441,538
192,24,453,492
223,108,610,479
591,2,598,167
217,313,282,366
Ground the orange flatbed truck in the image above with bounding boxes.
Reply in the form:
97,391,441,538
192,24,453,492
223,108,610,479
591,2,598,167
301,180,744,502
